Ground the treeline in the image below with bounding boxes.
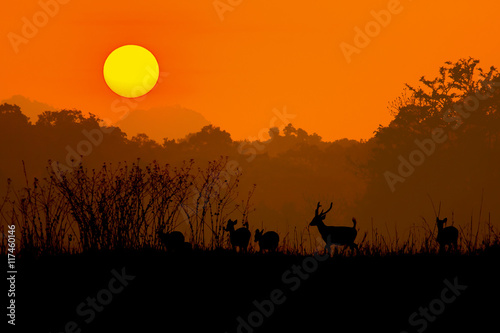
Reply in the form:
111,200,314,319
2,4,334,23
1,58,499,245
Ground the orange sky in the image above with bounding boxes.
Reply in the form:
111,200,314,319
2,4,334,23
1,0,499,142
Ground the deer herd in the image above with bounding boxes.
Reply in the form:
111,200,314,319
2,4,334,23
157,201,460,254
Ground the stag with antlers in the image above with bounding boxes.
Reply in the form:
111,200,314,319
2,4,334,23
309,202,358,254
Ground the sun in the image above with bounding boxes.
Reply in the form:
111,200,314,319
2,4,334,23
103,45,159,98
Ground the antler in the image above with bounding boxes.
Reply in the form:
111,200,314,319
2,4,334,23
323,202,333,215
315,202,321,216
316,202,333,216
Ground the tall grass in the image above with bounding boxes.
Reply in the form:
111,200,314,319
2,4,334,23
0,158,252,256
1,158,498,257
293,213,499,256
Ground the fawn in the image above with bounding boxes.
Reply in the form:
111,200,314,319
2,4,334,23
157,230,186,252
254,229,279,252
436,217,458,253
224,219,251,252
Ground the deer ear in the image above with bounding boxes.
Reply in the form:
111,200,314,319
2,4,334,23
444,218,448,223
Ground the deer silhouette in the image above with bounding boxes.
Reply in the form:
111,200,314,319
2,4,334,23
436,217,458,253
157,230,186,252
254,229,279,252
309,202,357,253
224,219,250,252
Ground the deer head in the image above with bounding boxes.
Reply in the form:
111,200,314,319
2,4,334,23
224,219,237,232
436,217,448,229
255,229,263,242
309,202,333,226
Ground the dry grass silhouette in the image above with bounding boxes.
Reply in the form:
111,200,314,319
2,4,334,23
1,159,498,258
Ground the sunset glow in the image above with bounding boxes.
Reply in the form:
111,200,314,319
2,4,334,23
2,0,499,141
1,1,499,332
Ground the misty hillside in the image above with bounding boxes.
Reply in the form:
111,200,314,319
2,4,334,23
115,105,211,142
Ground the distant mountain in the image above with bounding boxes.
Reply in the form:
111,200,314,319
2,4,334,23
1,95,56,122
116,105,211,142
1,96,210,142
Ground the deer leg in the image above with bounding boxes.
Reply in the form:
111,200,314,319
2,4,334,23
350,243,358,254
324,244,331,256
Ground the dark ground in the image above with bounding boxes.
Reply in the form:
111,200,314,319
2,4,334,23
7,248,500,333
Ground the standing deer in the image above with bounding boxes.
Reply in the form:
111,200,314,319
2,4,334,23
224,219,251,252
254,229,279,252
309,202,357,253
157,230,186,252
436,217,458,253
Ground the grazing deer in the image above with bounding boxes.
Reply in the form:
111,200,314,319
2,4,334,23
224,219,251,252
157,230,186,252
436,217,458,253
309,202,358,253
254,229,279,252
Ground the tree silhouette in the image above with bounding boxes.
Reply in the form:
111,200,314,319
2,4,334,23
0,58,499,242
